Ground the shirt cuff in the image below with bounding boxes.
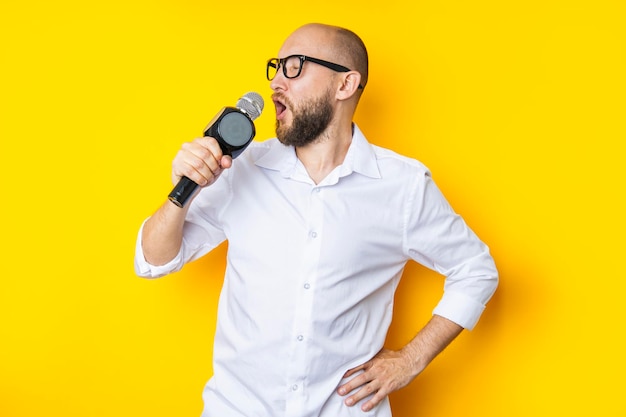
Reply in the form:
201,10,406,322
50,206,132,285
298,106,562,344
432,291,487,330
133,221,184,278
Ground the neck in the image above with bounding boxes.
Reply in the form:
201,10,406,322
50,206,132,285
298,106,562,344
295,123,353,184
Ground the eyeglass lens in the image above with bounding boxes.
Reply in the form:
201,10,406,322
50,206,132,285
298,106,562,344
267,56,303,81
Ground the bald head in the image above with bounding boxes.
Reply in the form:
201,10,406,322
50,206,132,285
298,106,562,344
286,23,369,90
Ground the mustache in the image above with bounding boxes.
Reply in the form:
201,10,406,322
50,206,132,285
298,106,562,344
272,92,293,108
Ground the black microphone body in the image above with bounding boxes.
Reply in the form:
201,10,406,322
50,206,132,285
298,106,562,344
168,93,263,208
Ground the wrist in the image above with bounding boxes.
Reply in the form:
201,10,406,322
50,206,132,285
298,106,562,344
399,342,427,377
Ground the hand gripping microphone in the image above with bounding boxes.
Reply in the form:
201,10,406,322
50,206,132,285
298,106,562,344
168,92,264,208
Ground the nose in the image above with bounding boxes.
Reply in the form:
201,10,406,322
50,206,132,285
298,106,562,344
269,69,287,92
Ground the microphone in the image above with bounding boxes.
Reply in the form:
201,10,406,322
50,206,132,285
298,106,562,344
167,92,265,208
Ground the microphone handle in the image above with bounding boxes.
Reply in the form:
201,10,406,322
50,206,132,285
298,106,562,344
168,176,197,208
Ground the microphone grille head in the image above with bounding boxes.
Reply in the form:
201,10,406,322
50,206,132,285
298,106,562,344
236,92,264,120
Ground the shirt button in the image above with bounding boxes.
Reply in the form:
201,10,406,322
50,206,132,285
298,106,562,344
303,283,310,290
292,384,298,391
310,231,318,238
297,335,304,341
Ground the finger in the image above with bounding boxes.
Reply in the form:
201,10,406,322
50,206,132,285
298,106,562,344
176,152,218,186
187,138,224,171
345,380,380,407
342,363,367,378
360,389,387,412
197,136,225,160
175,139,223,185
193,137,229,181
220,154,233,169
181,159,218,186
337,370,369,396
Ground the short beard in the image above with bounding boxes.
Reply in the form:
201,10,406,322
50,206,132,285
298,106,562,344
276,90,334,147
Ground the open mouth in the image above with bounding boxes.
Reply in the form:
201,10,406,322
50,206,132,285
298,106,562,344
272,95,287,120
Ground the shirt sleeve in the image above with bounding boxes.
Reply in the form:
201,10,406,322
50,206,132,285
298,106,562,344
133,172,232,279
134,219,186,278
404,171,498,330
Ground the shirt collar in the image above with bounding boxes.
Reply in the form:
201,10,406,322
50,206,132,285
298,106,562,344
254,123,382,181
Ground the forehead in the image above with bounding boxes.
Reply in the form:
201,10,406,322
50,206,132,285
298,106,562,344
278,25,335,59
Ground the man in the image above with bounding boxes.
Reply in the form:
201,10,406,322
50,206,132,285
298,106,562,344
135,23,498,417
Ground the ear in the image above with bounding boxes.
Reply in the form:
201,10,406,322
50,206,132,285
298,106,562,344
336,71,362,100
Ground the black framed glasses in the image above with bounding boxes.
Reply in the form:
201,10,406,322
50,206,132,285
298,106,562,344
267,55,364,89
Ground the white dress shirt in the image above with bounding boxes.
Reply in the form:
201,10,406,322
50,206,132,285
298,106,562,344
134,124,498,417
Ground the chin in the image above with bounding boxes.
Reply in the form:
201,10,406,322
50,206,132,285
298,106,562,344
275,121,288,139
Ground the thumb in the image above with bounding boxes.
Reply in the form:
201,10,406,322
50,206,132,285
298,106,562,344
220,155,233,169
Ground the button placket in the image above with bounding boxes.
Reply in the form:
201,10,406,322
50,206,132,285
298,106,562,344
285,186,325,416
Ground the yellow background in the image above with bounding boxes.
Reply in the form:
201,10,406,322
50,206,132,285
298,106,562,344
1,1,624,416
